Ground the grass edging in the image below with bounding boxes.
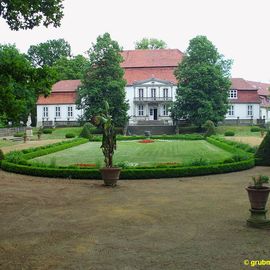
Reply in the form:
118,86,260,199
0,136,255,179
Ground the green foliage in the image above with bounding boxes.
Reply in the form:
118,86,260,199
14,132,24,137
224,131,235,136
172,36,232,126
79,123,93,139
0,44,56,125
255,131,270,165
203,120,216,137
0,149,4,161
0,0,64,30
27,39,71,67
190,158,210,166
52,55,90,80
42,128,53,134
135,38,167,49
77,33,129,127
251,175,269,189
65,133,75,138
250,126,261,132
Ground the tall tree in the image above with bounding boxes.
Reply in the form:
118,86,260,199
0,44,56,125
77,33,129,127
0,0,64,30
52,55,90,80
171,36,232,126
135,38,167,49
27,38,71,67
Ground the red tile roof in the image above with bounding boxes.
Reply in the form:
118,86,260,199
121,49,183,68
51,80,81,92
230,78,257,90
230,90,261,104
124,67,177,85
247,80,270,96
37,92,77,105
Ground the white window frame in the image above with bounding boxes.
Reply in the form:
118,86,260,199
68,106,73,118
43,106,48,118
138,88,144,100
163,105,169,116
228,105,234,116
151,88,156,99
163,88,169,99
229,90,237,99
247,105,253,117
138,105,144,116
55,106,61,118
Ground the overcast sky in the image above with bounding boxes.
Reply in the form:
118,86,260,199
0,0,269,82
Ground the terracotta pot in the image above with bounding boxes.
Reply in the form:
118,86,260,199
246,187,270,210
100,167,121,186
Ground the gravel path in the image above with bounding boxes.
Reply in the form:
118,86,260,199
1,167,270,269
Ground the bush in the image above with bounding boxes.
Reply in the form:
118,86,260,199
224,131,235,136
250,126,261,132
255,131,270,166
14,132,24,137
203,120,216,137
178,126,206,134
42,128,53,134
65,133,75,138
79,123,93,139
0,149,4,162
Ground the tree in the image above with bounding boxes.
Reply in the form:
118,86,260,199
0,0,64,30
255,131,270,166
27,39,71,67
171,36,232,126
135,38,167,49
52,55,90,80
77,33,129,127
0,44,56,125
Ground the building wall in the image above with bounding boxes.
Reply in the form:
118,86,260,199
260,107,270,122
36,104,83,127
226,103,260,120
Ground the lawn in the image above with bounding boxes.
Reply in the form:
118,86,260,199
32,140,233,166
216,125,263,137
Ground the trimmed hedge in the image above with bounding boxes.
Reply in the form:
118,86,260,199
0,135,255,180
224,131,235,136
65,133,75,138
14,132,24,137
250,126,261,132
42,128,53,134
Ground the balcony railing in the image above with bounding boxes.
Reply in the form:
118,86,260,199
134,97,173,102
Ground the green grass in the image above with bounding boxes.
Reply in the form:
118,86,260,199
32,140,233,166
33,127,83,140
0,139,18,148
216,125,263,137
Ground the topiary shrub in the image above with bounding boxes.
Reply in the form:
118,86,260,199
250,126,261,132
14,132,24,137
255,131,270,165
224,131,235,136
65,133,75,138
203,120,216,137
0,149,4,162
42,128,53,134
79,123,93,139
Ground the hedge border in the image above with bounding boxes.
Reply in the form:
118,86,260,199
0,136,255,179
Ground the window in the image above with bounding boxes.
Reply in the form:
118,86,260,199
43,106,48,118
68,106,73,117
163,88,169,99
55,106,61,118
229,90,237,99
228,105,234,116
163,105,169,116
151,88,156,99
138,105,144,116
138,88,144,99
247,105,253,116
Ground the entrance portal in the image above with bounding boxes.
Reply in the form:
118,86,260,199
149,107,158,120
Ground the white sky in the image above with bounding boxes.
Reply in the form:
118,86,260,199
0,0,269,82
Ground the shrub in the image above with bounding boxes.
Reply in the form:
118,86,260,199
224,131,235,136
250,126,261,132
255,131,270,166
42,128,53,134
79,123,92,139
178,126,206,134
203,120,216,137
189,158,210,166
14,132,24,137
65,133,75,138
0,149,4,162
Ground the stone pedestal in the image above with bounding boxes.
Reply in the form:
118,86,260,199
247,209,270,228
26,127,33,137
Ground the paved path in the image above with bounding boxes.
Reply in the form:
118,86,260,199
0,167,270,269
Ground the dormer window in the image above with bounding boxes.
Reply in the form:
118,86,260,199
229,90,237,99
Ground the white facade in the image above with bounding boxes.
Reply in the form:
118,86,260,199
37,104,83,127
226,103,260,121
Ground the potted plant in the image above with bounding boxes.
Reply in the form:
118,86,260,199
246,175,270,210
246,175,270,228
90,101,121,186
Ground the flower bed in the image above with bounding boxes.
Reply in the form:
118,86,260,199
138,139,155,143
